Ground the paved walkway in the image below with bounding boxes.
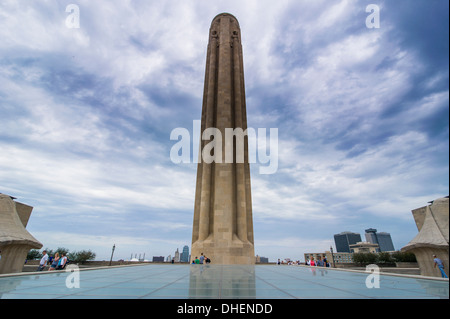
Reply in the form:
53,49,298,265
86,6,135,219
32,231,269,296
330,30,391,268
1,264,448,299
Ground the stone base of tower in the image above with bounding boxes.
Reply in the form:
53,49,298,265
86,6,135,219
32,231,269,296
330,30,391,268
191,237,255,265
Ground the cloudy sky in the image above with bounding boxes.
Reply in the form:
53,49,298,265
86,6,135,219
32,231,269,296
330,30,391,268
0,0,448,262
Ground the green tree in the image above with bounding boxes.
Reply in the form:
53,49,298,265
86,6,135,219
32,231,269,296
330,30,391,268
55,247,70,256
27,249,41,260
377,252,393,264
68,250,96,264
44,248,55,258
391,251,417,262
353,252,378,265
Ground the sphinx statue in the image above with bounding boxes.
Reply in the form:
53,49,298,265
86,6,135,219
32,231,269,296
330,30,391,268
402,196,449,278
0,193,43,274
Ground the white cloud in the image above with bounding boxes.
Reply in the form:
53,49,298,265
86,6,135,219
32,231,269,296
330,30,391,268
251,174,337,222
0,141,198,222
274,128,446,222
0,0,447,263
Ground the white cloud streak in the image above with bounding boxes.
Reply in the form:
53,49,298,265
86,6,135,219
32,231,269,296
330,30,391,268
0,0,447,262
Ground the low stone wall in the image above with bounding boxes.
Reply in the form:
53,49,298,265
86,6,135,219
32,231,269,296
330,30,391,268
395,262,419,268
23,260,189,268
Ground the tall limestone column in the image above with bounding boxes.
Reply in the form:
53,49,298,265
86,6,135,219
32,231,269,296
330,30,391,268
191,13,255,264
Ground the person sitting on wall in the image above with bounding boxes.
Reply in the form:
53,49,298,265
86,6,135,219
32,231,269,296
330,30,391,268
56,253,68,270
49,252,60,271
37,250,48,271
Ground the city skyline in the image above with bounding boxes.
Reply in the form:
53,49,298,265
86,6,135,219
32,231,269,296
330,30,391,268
20,223,430,263
0,0,448,262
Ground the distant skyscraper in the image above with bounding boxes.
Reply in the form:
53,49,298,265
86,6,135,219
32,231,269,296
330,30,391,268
365,228,395,252
181,245,190,263
377,232,395,251
334,231,362,253
365,228,378,246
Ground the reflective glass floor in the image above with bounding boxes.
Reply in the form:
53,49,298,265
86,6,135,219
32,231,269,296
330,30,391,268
0,264,448,299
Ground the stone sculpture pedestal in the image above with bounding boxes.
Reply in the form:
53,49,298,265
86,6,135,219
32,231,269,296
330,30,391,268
402,197,449,278
0,194,42,274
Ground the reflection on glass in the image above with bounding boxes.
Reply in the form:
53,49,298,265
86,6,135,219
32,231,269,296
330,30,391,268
0,278,24,298
308,267,329,277
189,265,256,298
417,279,450,299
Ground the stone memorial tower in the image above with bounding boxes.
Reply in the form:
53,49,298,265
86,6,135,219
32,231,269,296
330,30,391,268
191,13,255,264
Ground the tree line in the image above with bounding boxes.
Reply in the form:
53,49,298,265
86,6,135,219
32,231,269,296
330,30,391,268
352,251,416,266
27,247,96,264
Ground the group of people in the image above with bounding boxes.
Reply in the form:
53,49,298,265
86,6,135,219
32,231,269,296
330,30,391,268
276,258,331,267
276,259,302,265
37,250,69,271
192,253,211,264
306,257,330,267
275,255,448,278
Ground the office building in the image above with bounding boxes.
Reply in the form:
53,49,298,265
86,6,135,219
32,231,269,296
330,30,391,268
181,245,190,263
255,255,269,264
377,232,395,251
365,228,395,252
334,231,362,252
305,252,354,264
349,241,379,253
365,228,378,245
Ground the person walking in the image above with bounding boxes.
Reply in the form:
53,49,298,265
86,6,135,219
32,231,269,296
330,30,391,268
433,255,448,278
317,257,324,267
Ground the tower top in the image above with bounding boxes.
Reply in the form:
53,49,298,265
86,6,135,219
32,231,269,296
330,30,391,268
211,12,240,26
